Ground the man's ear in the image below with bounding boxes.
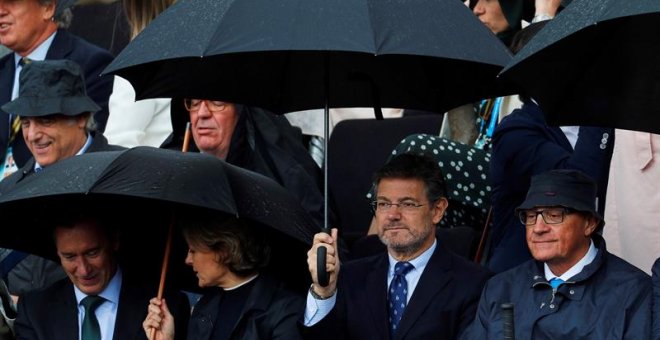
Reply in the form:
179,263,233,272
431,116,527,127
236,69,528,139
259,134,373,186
431,198,449,225
583,215,600,237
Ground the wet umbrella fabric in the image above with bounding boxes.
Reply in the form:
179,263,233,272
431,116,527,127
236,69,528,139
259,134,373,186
500,0,660,133
104,0,512,115
0,147,317,290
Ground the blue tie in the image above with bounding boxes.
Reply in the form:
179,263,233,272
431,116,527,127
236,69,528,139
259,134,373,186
549,278,564,289
389,261,414,336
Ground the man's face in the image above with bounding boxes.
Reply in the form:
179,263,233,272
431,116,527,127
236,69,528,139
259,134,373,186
374,177,447,259
55,219,119,295
21,114,88,167
472,0,510,34
188,100,240,159
526,206,598,273
0,0,56,55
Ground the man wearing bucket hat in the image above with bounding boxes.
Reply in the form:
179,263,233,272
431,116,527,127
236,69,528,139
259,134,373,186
0,59,123,187
462,169,651,339
0,0,114,178
0,60,122,336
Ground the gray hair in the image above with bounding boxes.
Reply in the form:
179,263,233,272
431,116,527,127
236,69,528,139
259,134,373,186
39,0,73,28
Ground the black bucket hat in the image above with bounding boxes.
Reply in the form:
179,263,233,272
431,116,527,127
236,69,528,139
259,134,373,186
1,59,100,117
516,169,602,221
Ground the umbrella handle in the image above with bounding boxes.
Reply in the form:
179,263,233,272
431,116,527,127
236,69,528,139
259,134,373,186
316,226,330,287
501,303,515,340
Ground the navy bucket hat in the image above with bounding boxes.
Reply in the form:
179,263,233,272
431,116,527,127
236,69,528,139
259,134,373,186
516,169,602,222
1,59,100,117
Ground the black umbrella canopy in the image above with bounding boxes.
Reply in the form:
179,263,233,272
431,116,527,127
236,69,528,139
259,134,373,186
105,0,512,114
0,147,318,291
500,0,660,133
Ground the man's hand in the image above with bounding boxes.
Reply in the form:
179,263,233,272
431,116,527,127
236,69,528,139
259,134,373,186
307,228,340,298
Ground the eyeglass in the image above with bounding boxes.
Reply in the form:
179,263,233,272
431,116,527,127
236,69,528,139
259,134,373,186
518,207,574,226
183,99,228,113
371,200,425,213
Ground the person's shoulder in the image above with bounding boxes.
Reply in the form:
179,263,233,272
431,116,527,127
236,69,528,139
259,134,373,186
57,29,113,57
20,278,71,304
603,252,651,283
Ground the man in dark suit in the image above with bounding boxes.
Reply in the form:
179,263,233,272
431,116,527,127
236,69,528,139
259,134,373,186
14,212,189,340
303,153,491,339
0,0,114,173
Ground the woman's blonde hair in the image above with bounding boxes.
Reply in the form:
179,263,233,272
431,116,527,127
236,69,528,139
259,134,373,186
123,0,177,39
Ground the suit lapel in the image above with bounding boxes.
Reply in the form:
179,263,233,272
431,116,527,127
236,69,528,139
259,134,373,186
364,254,389,340
45,29,73,60
55,281,81,339
0,56,15,152
113,279,149,340
395,245,452,340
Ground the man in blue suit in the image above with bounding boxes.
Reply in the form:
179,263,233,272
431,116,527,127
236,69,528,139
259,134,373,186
0,0,114,176
303,153,491,339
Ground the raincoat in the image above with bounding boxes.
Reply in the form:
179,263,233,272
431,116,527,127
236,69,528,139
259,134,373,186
462,235,651,339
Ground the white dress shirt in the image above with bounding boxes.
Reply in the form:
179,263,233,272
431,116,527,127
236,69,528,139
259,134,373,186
74,268,122,340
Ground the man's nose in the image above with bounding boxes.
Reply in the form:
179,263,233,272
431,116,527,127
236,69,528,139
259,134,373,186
196,101,212,117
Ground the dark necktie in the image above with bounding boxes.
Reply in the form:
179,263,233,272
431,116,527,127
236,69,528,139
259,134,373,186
81,295,105,340
388,261,414,336
549,278,564,289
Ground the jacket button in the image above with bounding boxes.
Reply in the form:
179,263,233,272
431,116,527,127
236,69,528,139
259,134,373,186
569,290,575,295
550,304,555,309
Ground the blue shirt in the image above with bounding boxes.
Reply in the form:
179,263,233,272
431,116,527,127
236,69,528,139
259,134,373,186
74,268,122,340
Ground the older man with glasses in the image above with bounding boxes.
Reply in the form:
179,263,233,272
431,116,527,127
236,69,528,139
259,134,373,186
462,169,651,339
178,98,326,227
303,153,491,339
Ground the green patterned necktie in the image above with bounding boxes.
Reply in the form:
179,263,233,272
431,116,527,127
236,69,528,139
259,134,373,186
81,295,105,340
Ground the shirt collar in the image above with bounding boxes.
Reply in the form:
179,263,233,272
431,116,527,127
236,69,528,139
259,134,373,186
14,31,56,66
74,266,123,306
34,132,93,172
388,239,437,275
544,239,598,281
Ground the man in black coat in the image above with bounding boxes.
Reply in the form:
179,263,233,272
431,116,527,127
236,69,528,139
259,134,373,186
0,0,114,172
303,153,490,339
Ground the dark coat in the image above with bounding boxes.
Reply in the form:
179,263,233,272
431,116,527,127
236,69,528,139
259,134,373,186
463,236,651,339
188,274,303,340
303,242,491,340
0,131,123,191
652,257,660,340
0,29,114,168
163,104,327,228
488,102,614,273
14,275,190,340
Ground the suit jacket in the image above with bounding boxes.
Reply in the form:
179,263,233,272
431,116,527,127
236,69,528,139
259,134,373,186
0,29,114,168
189,274,303,339
304,242,491,340
14,275,189,340
0,132,123,191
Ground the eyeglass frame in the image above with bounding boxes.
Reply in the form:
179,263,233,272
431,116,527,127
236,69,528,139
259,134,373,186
518,207,576,226
370,198,440,214
183,99,229,113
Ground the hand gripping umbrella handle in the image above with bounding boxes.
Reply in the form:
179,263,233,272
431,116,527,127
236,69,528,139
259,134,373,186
316,228,330,287
501,303,515,340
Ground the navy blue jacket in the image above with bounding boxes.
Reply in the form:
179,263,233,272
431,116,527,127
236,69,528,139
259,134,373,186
488,102,613,272
463,236,651,339
303,242,491,340
652,257,660,339
0,29,114,168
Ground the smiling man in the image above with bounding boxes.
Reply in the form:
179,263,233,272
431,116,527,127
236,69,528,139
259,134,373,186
14,212,190,340
0,59,122,188
303,153,490,339
462,169,651,339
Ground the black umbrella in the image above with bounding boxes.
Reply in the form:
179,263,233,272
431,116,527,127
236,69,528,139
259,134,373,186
500,0,660,133
104,0,511,115
0,147,317,291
